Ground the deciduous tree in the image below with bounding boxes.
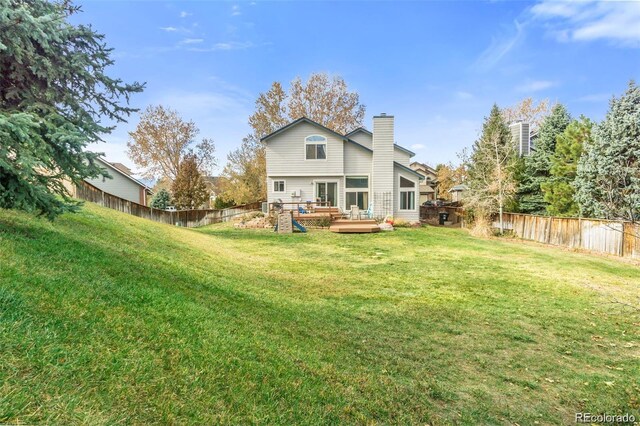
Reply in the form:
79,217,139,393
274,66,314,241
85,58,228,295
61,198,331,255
0,0,143,219
502,97,552,133
436,161,467,201
171,155,209,210
219,73,365,204
466,104,518,234
575,81,640,222
127,105,216,181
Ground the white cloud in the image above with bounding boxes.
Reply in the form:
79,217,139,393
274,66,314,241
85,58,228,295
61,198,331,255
516,79,556,93
181,38,204,45
576,93,611,103
455,91,474,100
530,0,640,47
231,5,241,16
474,20,526,70
189,41,255,52
410,143,425,150
159,26,177,32
179,11,192,18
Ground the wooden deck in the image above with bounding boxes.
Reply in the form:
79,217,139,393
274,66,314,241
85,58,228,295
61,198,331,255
329,219,380,234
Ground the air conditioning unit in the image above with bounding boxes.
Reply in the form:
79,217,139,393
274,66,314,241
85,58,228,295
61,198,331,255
291,189,301,197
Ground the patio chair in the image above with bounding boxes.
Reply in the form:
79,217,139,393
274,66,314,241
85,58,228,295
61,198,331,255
363,203,373,219
349,205,360,220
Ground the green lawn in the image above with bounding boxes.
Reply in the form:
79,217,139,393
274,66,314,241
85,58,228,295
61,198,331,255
1,203,639,425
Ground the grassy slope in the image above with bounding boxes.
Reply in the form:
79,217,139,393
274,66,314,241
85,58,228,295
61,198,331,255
1,203,639,425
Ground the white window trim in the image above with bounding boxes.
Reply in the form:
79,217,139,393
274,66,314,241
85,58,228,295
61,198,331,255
345,175,370,210
398,175,417,211
313,179,340,207
272,179,286,193
304,134,328,161
344,175,370,191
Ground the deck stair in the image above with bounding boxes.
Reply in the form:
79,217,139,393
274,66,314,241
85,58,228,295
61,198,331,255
329,219,380,234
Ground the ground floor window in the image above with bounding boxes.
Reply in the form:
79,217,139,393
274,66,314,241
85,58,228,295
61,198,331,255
399,176,416,210
400,191,415,210
273,180,285,192
345,176,369,210
346,191,368,210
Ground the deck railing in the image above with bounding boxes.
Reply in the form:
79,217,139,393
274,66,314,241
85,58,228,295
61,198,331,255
268,201,338,215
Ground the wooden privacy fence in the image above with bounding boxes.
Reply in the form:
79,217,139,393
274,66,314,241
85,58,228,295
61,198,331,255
493,212,640,259
72,181,261,228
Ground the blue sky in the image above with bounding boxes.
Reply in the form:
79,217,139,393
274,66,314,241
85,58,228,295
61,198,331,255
75,0,640,174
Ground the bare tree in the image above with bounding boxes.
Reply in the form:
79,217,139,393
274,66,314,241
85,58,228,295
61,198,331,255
502,97,553,133
466,105,518,234
127,105,216,181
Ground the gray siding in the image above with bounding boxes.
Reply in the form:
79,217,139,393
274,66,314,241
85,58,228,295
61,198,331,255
372,116,395,217
267,176,343,207
266,122,344,176
510,122,531,156
85,160,144,204
344,143,372,175
349,131,372,149
393,147,412,167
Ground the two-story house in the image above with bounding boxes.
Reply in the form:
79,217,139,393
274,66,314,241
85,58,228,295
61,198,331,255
410,162,438,204
263,113,423,221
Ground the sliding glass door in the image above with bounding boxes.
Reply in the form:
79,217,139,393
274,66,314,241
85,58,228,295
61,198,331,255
316,182,338,207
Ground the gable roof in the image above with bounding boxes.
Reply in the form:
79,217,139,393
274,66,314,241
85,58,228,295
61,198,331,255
394,144,415,157
261,116,373,153
394,161,425,180
345,127,372,137
410,161,437,175
96,157,152,192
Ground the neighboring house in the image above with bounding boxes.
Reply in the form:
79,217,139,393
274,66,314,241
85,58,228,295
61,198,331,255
509,121,534,156
263,114,424,221
410,162,438,204
449,184,468,203
84,157,152,205
202,176,220,207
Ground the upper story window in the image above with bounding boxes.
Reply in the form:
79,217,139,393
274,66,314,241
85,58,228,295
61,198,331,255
305,135,327,160
400,176,416,188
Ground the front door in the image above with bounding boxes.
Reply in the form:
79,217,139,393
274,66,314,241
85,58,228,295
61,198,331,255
316,182,338,207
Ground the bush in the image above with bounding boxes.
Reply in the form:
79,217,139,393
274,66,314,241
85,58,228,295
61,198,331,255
393,219,411,228
150,188,171,209
317,216,332,228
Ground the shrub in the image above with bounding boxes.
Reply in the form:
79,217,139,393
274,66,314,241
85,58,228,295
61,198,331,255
150,188,171,209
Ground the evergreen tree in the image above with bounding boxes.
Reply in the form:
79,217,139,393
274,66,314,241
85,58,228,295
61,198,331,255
0,0,143,219
171,155,209,210
541,117,592,216
466,104,517,233
150,188,171,210
574,81,640,222
516,104,571,214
